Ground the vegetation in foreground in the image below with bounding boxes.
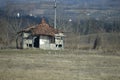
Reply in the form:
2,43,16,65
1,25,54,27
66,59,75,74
0,49,120,80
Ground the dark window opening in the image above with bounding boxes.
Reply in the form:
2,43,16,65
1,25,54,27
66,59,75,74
50,36,55,43
27,44,28,47
29,44,32,47
56,44,62,48
27,44,32,48
56,44,58,47
58,44,62,48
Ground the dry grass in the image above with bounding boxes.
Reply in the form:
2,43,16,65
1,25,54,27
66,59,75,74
65,32,120,51
0,49,120,80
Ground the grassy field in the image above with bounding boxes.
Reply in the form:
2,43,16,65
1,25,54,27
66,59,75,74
0,49,120,80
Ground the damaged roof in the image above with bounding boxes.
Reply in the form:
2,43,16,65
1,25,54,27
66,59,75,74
18,18,62,36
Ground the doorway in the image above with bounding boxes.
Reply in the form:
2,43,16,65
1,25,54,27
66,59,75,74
34,36,39,48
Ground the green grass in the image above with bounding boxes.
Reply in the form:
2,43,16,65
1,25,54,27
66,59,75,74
0,49,120,80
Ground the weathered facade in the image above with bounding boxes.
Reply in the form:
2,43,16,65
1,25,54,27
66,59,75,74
17,19,64,50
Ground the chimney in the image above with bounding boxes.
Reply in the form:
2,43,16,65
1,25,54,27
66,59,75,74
41,18,46,24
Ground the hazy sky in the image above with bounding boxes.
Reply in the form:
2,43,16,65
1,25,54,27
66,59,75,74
0,0,120,9
0,0,119,4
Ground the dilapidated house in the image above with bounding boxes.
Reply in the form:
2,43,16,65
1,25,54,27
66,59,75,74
17,18,64,50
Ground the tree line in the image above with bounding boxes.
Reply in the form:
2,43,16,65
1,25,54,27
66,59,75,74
0,8,120,49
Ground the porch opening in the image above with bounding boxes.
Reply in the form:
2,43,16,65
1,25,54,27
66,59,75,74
34,36,39,48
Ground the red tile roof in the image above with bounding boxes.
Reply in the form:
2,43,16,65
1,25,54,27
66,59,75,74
19,18,61,36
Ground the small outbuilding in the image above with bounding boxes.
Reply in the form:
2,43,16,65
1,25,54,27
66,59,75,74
17,18,64,50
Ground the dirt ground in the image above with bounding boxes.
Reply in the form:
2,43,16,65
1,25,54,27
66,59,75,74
0,49,120,80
